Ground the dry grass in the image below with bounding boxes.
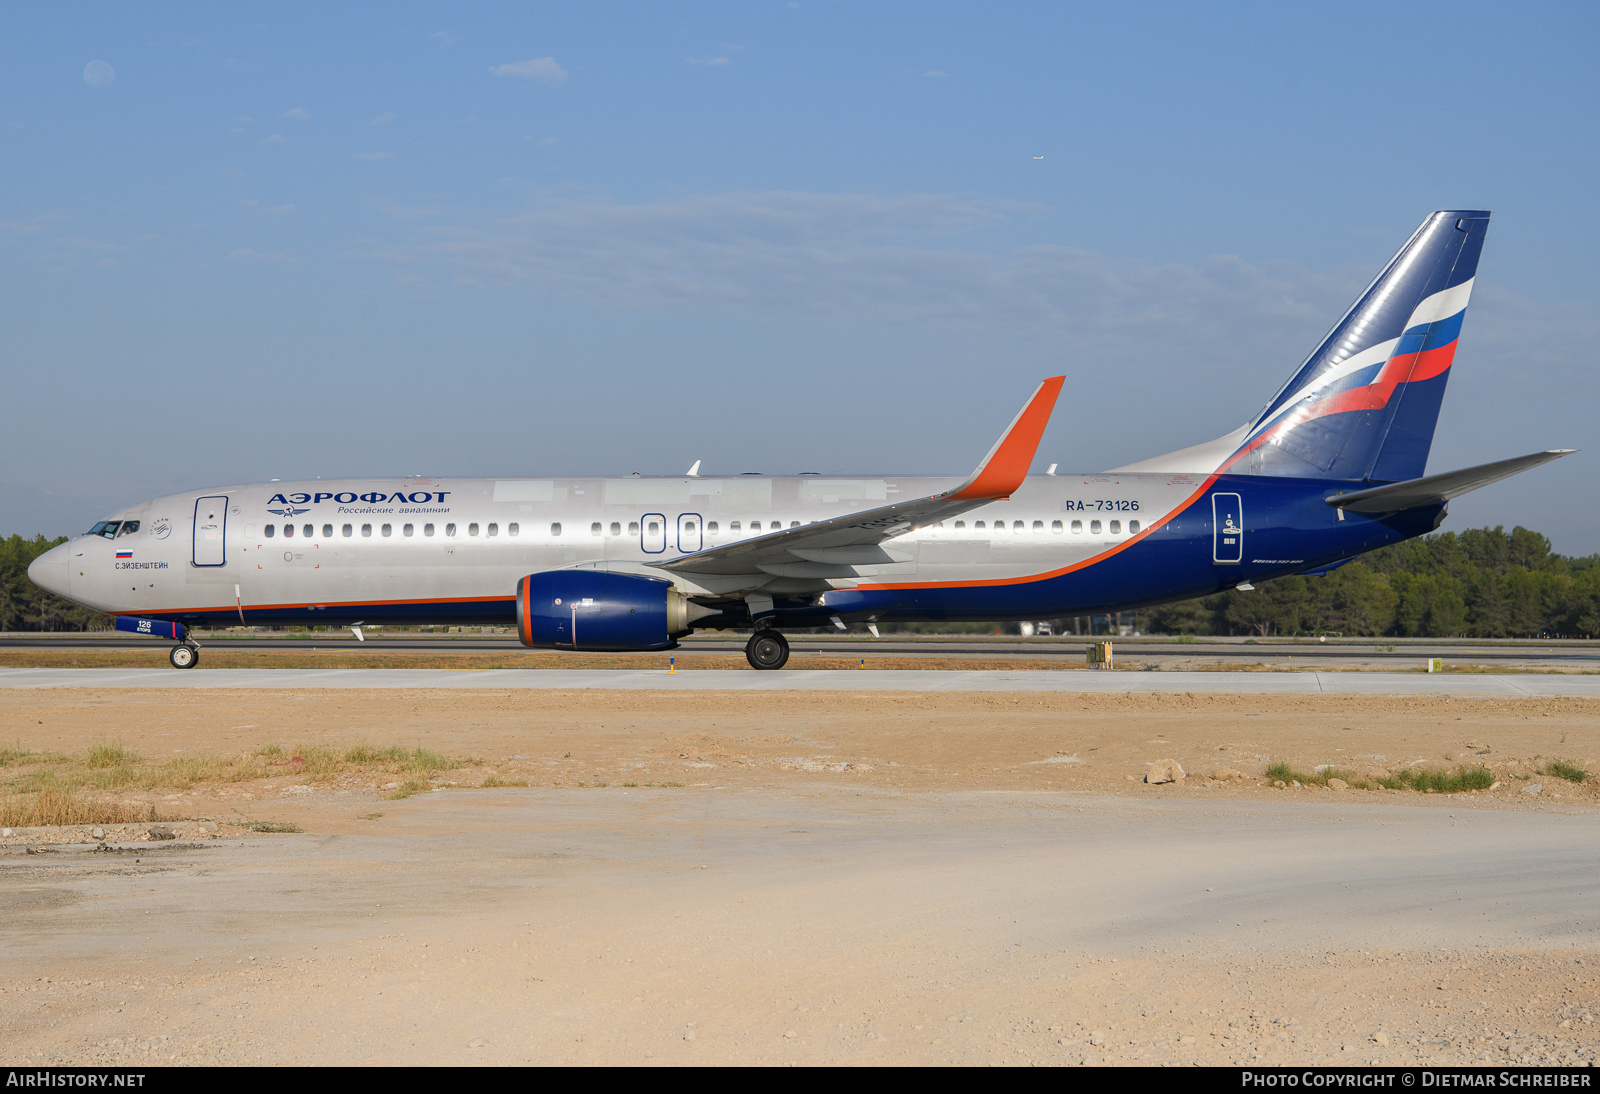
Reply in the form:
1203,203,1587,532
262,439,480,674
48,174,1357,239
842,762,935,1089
0,740,475,821
0,784,163,828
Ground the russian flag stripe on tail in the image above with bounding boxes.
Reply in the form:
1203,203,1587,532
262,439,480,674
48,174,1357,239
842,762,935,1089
1227,211,1488,483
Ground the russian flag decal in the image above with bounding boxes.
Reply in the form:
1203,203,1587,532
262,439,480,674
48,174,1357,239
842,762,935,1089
116,551,133,559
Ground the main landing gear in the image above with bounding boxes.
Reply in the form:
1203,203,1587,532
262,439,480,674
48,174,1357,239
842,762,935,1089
168,643,200,670
745,629,790,671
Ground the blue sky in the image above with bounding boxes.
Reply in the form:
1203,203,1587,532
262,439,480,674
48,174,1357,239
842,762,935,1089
3,1,1598,550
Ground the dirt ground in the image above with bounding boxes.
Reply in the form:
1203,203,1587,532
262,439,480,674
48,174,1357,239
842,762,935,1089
3,687,1598,1066
4,689,1597,811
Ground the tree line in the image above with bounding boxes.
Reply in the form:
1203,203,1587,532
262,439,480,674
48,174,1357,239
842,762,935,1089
0,535,109,632
1145,526,1600,638
2,525,1596,639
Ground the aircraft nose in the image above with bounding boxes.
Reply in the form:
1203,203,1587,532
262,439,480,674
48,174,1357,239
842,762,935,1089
27,542,71,598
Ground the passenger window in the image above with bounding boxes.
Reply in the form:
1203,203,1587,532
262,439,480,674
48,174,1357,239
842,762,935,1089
424,523,434,536
117,521,140,536
342,524,352,537
303,524,314,538
487,523,498,537
1071,520,1083,533
265,524,276,538
322,523,333,538
646,521,659,535
749,521,761,532
730,521,741,534
686,521,697,534
707,522,718,534
445,523,456,537
1090,520,1102,534
1033,520,1044,533
382,523,393,537
1013,521,1024,533
1052,520,1063,533
403,523,414,537
1129,520,1141,534
954,521,965,531
362,524,373,537
508,522,519,536
1110,520,1121,534
974,520,985,531
628,521,639,535
469,523,479,536
284,524,295,538
991,521,1003,535
610,522,622,536
591,522,602,536
551,523,562,536
790,521,800,529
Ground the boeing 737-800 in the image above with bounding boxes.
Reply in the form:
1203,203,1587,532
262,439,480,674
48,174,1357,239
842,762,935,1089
28,210,1572,669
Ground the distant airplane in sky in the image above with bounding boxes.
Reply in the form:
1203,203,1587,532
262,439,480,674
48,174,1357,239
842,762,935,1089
30,211,1570,669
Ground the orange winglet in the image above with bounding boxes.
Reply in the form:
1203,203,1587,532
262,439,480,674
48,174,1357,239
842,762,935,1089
946,376,1065,500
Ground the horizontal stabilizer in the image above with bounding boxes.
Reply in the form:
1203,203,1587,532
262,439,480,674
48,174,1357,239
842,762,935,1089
1326,450,1574,514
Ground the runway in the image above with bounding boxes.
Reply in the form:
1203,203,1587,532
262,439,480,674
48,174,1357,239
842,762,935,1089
5,631,1596,669
3,666,1598,695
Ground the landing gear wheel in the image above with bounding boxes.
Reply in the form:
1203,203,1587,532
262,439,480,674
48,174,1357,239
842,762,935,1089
745,630,789,671
169,644,199,670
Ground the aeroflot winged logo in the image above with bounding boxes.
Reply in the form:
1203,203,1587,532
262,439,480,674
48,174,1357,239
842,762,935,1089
266,507,310,517
266,489,453,506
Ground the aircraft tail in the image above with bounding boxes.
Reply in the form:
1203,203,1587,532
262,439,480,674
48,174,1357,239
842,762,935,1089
1115,210,1488,482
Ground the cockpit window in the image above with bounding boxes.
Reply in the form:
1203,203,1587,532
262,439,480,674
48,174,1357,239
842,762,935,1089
116,521,140,536
88,521,122,539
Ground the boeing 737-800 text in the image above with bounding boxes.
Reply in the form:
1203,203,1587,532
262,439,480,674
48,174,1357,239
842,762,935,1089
28,210,1572,668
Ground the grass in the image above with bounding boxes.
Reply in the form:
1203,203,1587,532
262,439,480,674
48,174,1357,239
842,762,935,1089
1542,759,1589,784
479,775,529,788
1264,759,1496,794
232,819,303,833
0,785,162,828
0,740,476,820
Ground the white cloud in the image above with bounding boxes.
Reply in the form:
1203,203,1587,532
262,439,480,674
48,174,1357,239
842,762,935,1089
688,56,733,66
227,248,296,263
0,209,71,234
261,134,285,145
489,57,567,84
237,199,296,215
537,136,560,146
924,70,947,78
353,152,394,161
431,31,455,47
362,189,1376,408
282,107,309,120
370,112,395,126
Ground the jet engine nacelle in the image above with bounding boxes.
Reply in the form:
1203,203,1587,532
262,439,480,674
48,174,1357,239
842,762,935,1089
516,570,709,651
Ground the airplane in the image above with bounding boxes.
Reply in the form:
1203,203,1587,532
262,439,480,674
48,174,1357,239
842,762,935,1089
28,209,1572,670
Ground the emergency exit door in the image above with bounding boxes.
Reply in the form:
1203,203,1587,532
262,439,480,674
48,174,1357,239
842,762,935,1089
193,496,229,567
1211,493,1243,564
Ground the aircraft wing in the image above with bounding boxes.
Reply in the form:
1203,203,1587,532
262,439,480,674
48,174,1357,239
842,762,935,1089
1326,449,1575,514
652,376,1064,578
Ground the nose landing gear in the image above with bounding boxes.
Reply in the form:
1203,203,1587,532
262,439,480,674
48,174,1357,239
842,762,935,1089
744,629,790,670
168,643,200,669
